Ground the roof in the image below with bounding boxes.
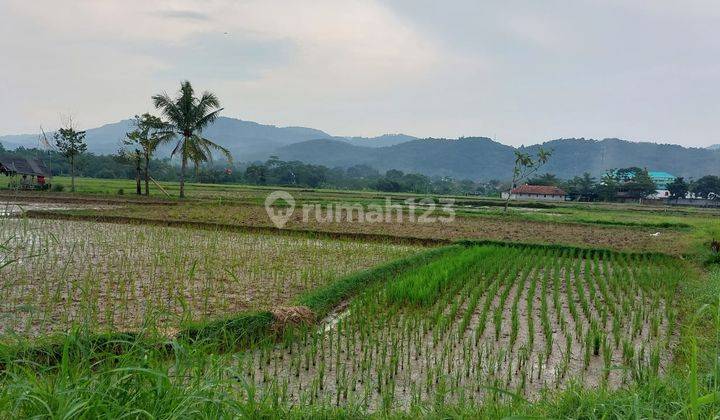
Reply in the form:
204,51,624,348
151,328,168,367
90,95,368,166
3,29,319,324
0,156,50,176
648,171,675,179
510,185,566,195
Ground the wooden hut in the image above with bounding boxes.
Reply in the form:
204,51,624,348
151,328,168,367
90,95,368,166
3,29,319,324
0,156,51,190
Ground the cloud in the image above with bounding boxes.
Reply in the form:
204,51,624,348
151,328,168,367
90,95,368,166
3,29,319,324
1,0,720,147
153,9,211,21
136,32,296,81
0,0,442,133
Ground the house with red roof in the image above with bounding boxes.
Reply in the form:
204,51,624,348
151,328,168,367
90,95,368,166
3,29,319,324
501,184,567,201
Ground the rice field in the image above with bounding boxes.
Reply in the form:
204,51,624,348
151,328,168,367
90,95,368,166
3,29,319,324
229,245,683,411
0,218,420,339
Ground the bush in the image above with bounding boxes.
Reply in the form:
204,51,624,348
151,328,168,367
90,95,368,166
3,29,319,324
51,184,65,192
117,188,124,195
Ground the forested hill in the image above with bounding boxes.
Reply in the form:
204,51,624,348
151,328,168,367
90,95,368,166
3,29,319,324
4,116,719,180
275,137,720,180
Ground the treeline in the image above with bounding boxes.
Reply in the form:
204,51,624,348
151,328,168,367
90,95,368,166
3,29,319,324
0,145,182,182
244,157,505,195
4,143,717,200
528,168,720,201
0,145,506,196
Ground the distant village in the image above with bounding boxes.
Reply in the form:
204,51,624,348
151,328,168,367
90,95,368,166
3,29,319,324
504,168,717,206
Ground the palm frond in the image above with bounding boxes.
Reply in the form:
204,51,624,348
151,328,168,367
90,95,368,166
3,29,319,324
196,136,233,163
195,108,223,132
152,93,184,128
170,138,184,158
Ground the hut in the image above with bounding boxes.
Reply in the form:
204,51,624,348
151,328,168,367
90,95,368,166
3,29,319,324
0,156,51,190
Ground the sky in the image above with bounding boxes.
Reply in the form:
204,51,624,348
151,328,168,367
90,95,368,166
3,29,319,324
1,0,720,147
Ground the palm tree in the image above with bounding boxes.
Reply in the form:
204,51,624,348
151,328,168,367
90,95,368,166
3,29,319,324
152,81,232,198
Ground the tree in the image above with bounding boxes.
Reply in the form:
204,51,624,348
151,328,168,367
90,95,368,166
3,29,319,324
124,114,172,196
504,148,552,212
622,168,657,199
374,178,402,192
117,146,142,194
385,169,404,180
53,121,87,192
245,164,267,185
596,172,619,201
667,176,689,199
152,81,231,198
527,172,561,186
691,175,720,199
566,172,597,201
346,164,378,179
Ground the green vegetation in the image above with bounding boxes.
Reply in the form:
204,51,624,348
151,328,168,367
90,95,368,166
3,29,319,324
121,113,173,196
53,121,87,193
504,147,551,211
2,239,715,417
152,80,232,198
1,181,720,417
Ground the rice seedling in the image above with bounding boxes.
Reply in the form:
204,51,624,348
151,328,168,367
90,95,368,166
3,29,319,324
226,244,682,411
0,218,420,338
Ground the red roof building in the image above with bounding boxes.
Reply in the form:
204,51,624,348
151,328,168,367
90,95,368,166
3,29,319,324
503,184,567,201
510,185,566,195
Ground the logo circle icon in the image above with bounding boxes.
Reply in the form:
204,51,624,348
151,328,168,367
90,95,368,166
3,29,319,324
265,190,296,228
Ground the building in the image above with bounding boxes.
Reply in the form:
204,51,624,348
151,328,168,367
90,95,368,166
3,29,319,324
648,171,676,198
0,156,51,189
501,185,567,201
609,169,677,199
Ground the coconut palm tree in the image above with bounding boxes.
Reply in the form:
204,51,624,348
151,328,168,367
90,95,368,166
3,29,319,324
152,81,232,198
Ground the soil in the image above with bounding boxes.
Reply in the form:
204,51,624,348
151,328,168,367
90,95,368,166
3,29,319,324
31,201,688,254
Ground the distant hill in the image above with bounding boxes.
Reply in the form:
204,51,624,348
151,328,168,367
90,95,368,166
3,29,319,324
3,119,719,180
0,117,333,159
338,134,418,148
275,137,720,180
275,137,516,179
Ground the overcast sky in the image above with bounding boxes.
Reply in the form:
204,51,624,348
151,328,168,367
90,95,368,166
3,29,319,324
2,0,719,147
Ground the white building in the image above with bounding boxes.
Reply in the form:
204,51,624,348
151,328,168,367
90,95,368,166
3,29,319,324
501,185,567,201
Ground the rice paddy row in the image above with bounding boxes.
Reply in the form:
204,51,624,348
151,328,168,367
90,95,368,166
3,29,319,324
0,218,421,339
229,245,683,411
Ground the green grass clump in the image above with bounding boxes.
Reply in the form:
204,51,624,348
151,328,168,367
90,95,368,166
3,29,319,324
384,246,498,306
177,311,275,350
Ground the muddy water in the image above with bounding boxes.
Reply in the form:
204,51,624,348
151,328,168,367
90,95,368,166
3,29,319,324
0,202,115,216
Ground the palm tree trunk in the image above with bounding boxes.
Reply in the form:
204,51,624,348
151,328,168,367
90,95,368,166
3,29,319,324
179,137,187,198
144,152,150,196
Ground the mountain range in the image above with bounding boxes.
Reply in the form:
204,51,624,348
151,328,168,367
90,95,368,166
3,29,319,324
1,117,718,180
